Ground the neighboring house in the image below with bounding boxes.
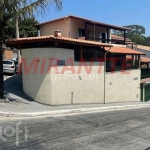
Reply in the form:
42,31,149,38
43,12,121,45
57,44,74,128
36,15,131,45
3,47,17,60
111,34,133,45
3,47,13,59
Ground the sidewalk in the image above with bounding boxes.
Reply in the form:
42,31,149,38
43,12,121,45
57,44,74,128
1,74,150,117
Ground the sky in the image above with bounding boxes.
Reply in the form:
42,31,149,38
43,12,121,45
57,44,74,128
37,0,150,36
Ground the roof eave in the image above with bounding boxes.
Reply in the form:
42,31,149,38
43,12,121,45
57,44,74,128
36,15,131,31
109,52,145,55
7,38,112,48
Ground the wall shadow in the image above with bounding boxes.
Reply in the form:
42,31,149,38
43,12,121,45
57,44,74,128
4,74,34,102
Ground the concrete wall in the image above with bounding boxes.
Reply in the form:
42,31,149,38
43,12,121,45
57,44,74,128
40,18,70,37
51,62,104,105
22,47,141,105
21,48,104,105
105,69,141,103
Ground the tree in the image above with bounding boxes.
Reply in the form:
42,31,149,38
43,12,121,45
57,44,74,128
3,17,39,44
131,35,146,45
0,0,62,99
145,36,150,46
112,30,123,37
124,25,145,38
112,25,147,45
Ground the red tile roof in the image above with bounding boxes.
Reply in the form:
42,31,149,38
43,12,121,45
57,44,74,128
127,56,150,62
105,47,145,55
36,15,131,31
141,57,150,63
7,35,112,47
7,35,145,55
111,34,131,42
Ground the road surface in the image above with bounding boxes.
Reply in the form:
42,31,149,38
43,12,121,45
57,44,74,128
0,107,150,150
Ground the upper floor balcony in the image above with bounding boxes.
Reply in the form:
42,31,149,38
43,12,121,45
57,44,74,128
37,15,131,46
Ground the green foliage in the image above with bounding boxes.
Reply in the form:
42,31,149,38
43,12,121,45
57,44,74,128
125,25,145,37
3,17,39,44
145,36,150,46
19,18,39,37
0,0,62,41
113,25,150,46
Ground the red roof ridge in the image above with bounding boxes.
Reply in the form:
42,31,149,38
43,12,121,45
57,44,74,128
7,35,112,47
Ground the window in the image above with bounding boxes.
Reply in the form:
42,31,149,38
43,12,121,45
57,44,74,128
78,28,85,37
3,61,13,65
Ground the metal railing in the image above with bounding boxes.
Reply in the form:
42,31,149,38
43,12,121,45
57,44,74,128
87,37,125,44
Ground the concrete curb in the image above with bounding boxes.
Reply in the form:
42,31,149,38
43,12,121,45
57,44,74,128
0,103,150,117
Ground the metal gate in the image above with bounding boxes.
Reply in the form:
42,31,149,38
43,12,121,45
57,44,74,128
141,83,150,102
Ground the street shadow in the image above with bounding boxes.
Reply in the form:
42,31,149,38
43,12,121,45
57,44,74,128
4,74,34,103
145,147,150,150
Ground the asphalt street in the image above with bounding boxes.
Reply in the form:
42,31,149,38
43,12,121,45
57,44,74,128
0,107,150,150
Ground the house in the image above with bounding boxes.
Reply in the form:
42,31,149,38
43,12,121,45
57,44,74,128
7,15,147,105
3,47,17,60
111,34,133,44
36,15,131,45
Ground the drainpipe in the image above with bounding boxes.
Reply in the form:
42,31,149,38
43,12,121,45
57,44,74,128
104,46,112,104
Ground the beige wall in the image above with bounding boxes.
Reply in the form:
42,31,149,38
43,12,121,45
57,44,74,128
105,69,141,103
22,47,141,105
21,48,104,105
51,62,104,105
70,18,110,40
39,17,111,41
40,18,70,37
70,18,85,38
87,24,107,38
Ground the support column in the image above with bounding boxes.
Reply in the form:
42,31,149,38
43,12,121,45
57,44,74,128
80,45,83,61
108,29,111,43
147,63,149,78
132,55,135,68
94,23,96,41
135,55,138,67
85,23,87,40
124,30,126,45
138,55,140,68
107,28,109,43
132,44,134,49
94,49,97,61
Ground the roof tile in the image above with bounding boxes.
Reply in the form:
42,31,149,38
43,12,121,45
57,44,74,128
7,35,112,47
105,47,145,55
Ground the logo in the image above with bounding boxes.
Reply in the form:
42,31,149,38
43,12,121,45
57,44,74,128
0,121,29,146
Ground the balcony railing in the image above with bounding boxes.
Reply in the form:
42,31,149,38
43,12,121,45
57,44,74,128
87,37,126,44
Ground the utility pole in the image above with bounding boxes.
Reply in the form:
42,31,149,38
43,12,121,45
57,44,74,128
15,8,21,66
0,40,4,99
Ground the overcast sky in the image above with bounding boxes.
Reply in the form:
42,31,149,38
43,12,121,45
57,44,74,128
37,0,150,36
